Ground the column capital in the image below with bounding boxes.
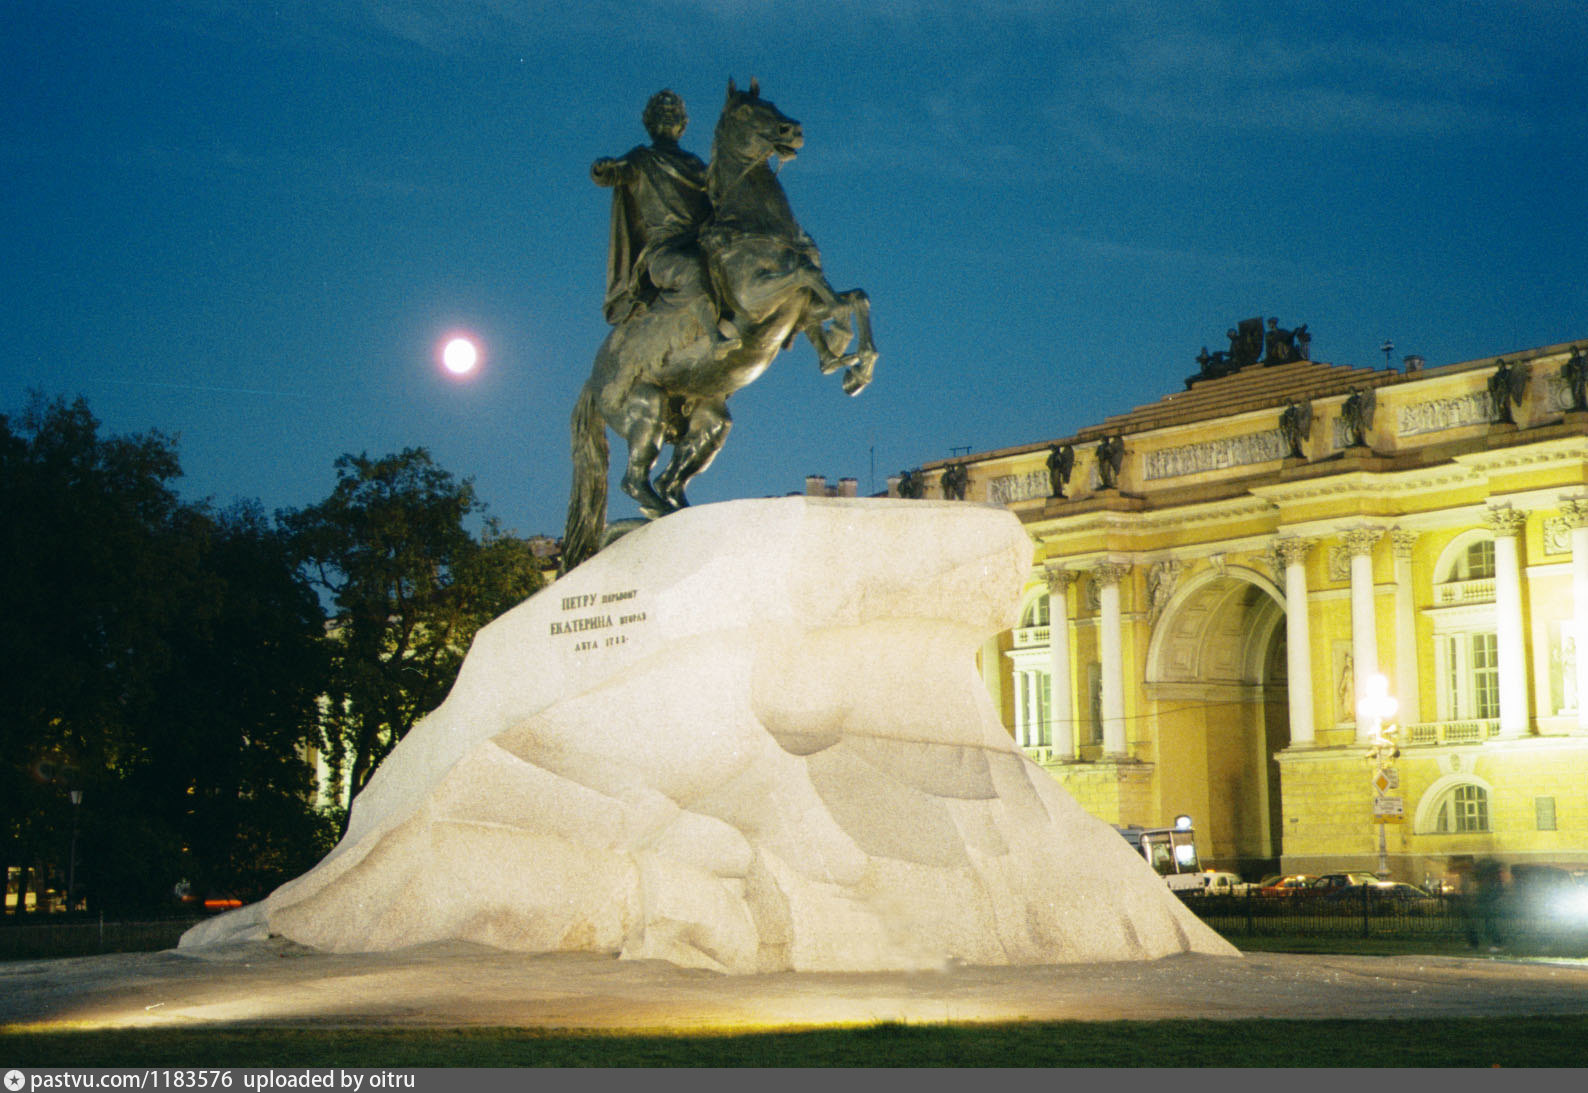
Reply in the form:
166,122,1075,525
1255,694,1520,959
1043,564,1078,594
1274,537,1316,567
1559,498,1588,529
1341,527,1381,558
1484,505,1527,537
1391,530,1418,559
1094,560,1131,587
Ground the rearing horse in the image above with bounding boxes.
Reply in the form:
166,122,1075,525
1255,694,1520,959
563,79,878,571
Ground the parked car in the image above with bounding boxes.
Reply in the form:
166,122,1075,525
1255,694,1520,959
1259,874,1316,898
1308,871,1379,894
1188,871,1244,897
1322,881,1440,912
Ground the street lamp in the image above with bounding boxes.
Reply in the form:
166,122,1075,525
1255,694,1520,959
1359,674,1401,879
67,788,82,914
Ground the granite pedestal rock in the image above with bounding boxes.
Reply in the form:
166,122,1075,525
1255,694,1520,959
183,497,1235,971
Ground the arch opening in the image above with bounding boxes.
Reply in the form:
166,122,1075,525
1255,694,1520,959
1147,568,1289,876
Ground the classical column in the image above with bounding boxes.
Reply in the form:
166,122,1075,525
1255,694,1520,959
1044,565,1079,758
1011,668,1028,746
1343,528,1382,743
1276,538,1316,747
1564,500,1588,734
1486,506,1529,737
1095,561,1131,758
1391,531,1421,726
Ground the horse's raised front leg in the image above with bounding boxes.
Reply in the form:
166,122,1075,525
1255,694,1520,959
653,399,732,512
835,288,877,395
798,277,877,395
616,382,670,519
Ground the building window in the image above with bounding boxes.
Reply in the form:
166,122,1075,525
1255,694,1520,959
1433,783,1490,833
1536,796,1557,831
1454,539,1495,581
1086,661,1103,746
1013,669,1052,748
1022,593,1050,629
1437,632,1500,720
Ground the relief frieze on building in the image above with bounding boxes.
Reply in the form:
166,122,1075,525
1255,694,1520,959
986,469,1048,506
1396,391,1491,437
1142,428,1287,481
1326,544,1351,583
1544,515,1572,556
1544,372,1574,414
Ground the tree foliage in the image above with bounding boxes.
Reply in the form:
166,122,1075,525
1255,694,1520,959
282,449,545,806
1,397,333,913
3,401,545,915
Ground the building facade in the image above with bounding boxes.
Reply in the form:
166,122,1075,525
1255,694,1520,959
906,333,1588,884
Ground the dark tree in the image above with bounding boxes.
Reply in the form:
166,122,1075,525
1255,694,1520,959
0,396,192,914
284,449,545,808
1,396,334,914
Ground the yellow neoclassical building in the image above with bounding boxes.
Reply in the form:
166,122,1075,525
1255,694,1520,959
897,330,1588,884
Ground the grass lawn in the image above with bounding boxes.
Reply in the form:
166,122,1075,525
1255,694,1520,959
3,1016,1585,1067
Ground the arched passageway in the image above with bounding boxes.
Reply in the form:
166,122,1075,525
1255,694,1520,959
1147,569,1289,874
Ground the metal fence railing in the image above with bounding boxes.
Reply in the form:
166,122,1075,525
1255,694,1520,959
1180,890,1588,951
0,917,202,961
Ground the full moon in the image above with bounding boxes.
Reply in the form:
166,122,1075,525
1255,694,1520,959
442,336,479,375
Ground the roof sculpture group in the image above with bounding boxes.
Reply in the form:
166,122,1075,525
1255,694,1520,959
563,82,878,571
1189,316,1310,387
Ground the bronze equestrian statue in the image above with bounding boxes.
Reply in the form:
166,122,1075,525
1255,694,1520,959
564,81,878,571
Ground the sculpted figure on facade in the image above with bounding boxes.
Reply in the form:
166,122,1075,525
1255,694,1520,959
1146,559,1185,625
1341,387,1375,448
896,468,924,499
1263,318,1302,364
564,80,879,570
1095,435,1125,490
1046,443,1075,498
1562,349,1588,413
1487,358,1527,425
940,461,969,501
1278,399,1312,458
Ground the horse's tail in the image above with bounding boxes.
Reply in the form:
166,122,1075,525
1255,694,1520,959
562,381,608,574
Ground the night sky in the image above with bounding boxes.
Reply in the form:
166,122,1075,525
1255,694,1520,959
5,2,1586,539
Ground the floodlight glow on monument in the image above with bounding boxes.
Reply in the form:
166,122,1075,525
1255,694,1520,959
180,82,1236,973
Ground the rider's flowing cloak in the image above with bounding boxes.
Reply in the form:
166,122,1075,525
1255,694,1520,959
602,144,711,326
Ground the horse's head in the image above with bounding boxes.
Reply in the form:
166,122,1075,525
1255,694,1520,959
715,77,803,166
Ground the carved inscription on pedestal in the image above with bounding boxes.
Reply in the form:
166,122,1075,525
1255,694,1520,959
552,588,650,652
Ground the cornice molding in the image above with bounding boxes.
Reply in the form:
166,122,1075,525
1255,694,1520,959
1249,465,1483,506
1452,436,1588,474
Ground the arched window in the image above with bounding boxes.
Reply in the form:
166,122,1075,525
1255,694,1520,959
1432,783,1490,833
1429,531,1500,723
1021,592,1050,629
1006,590,1053,749
1450,539,1495,581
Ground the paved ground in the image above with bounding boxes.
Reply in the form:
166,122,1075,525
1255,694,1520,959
5,941,1588,1031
